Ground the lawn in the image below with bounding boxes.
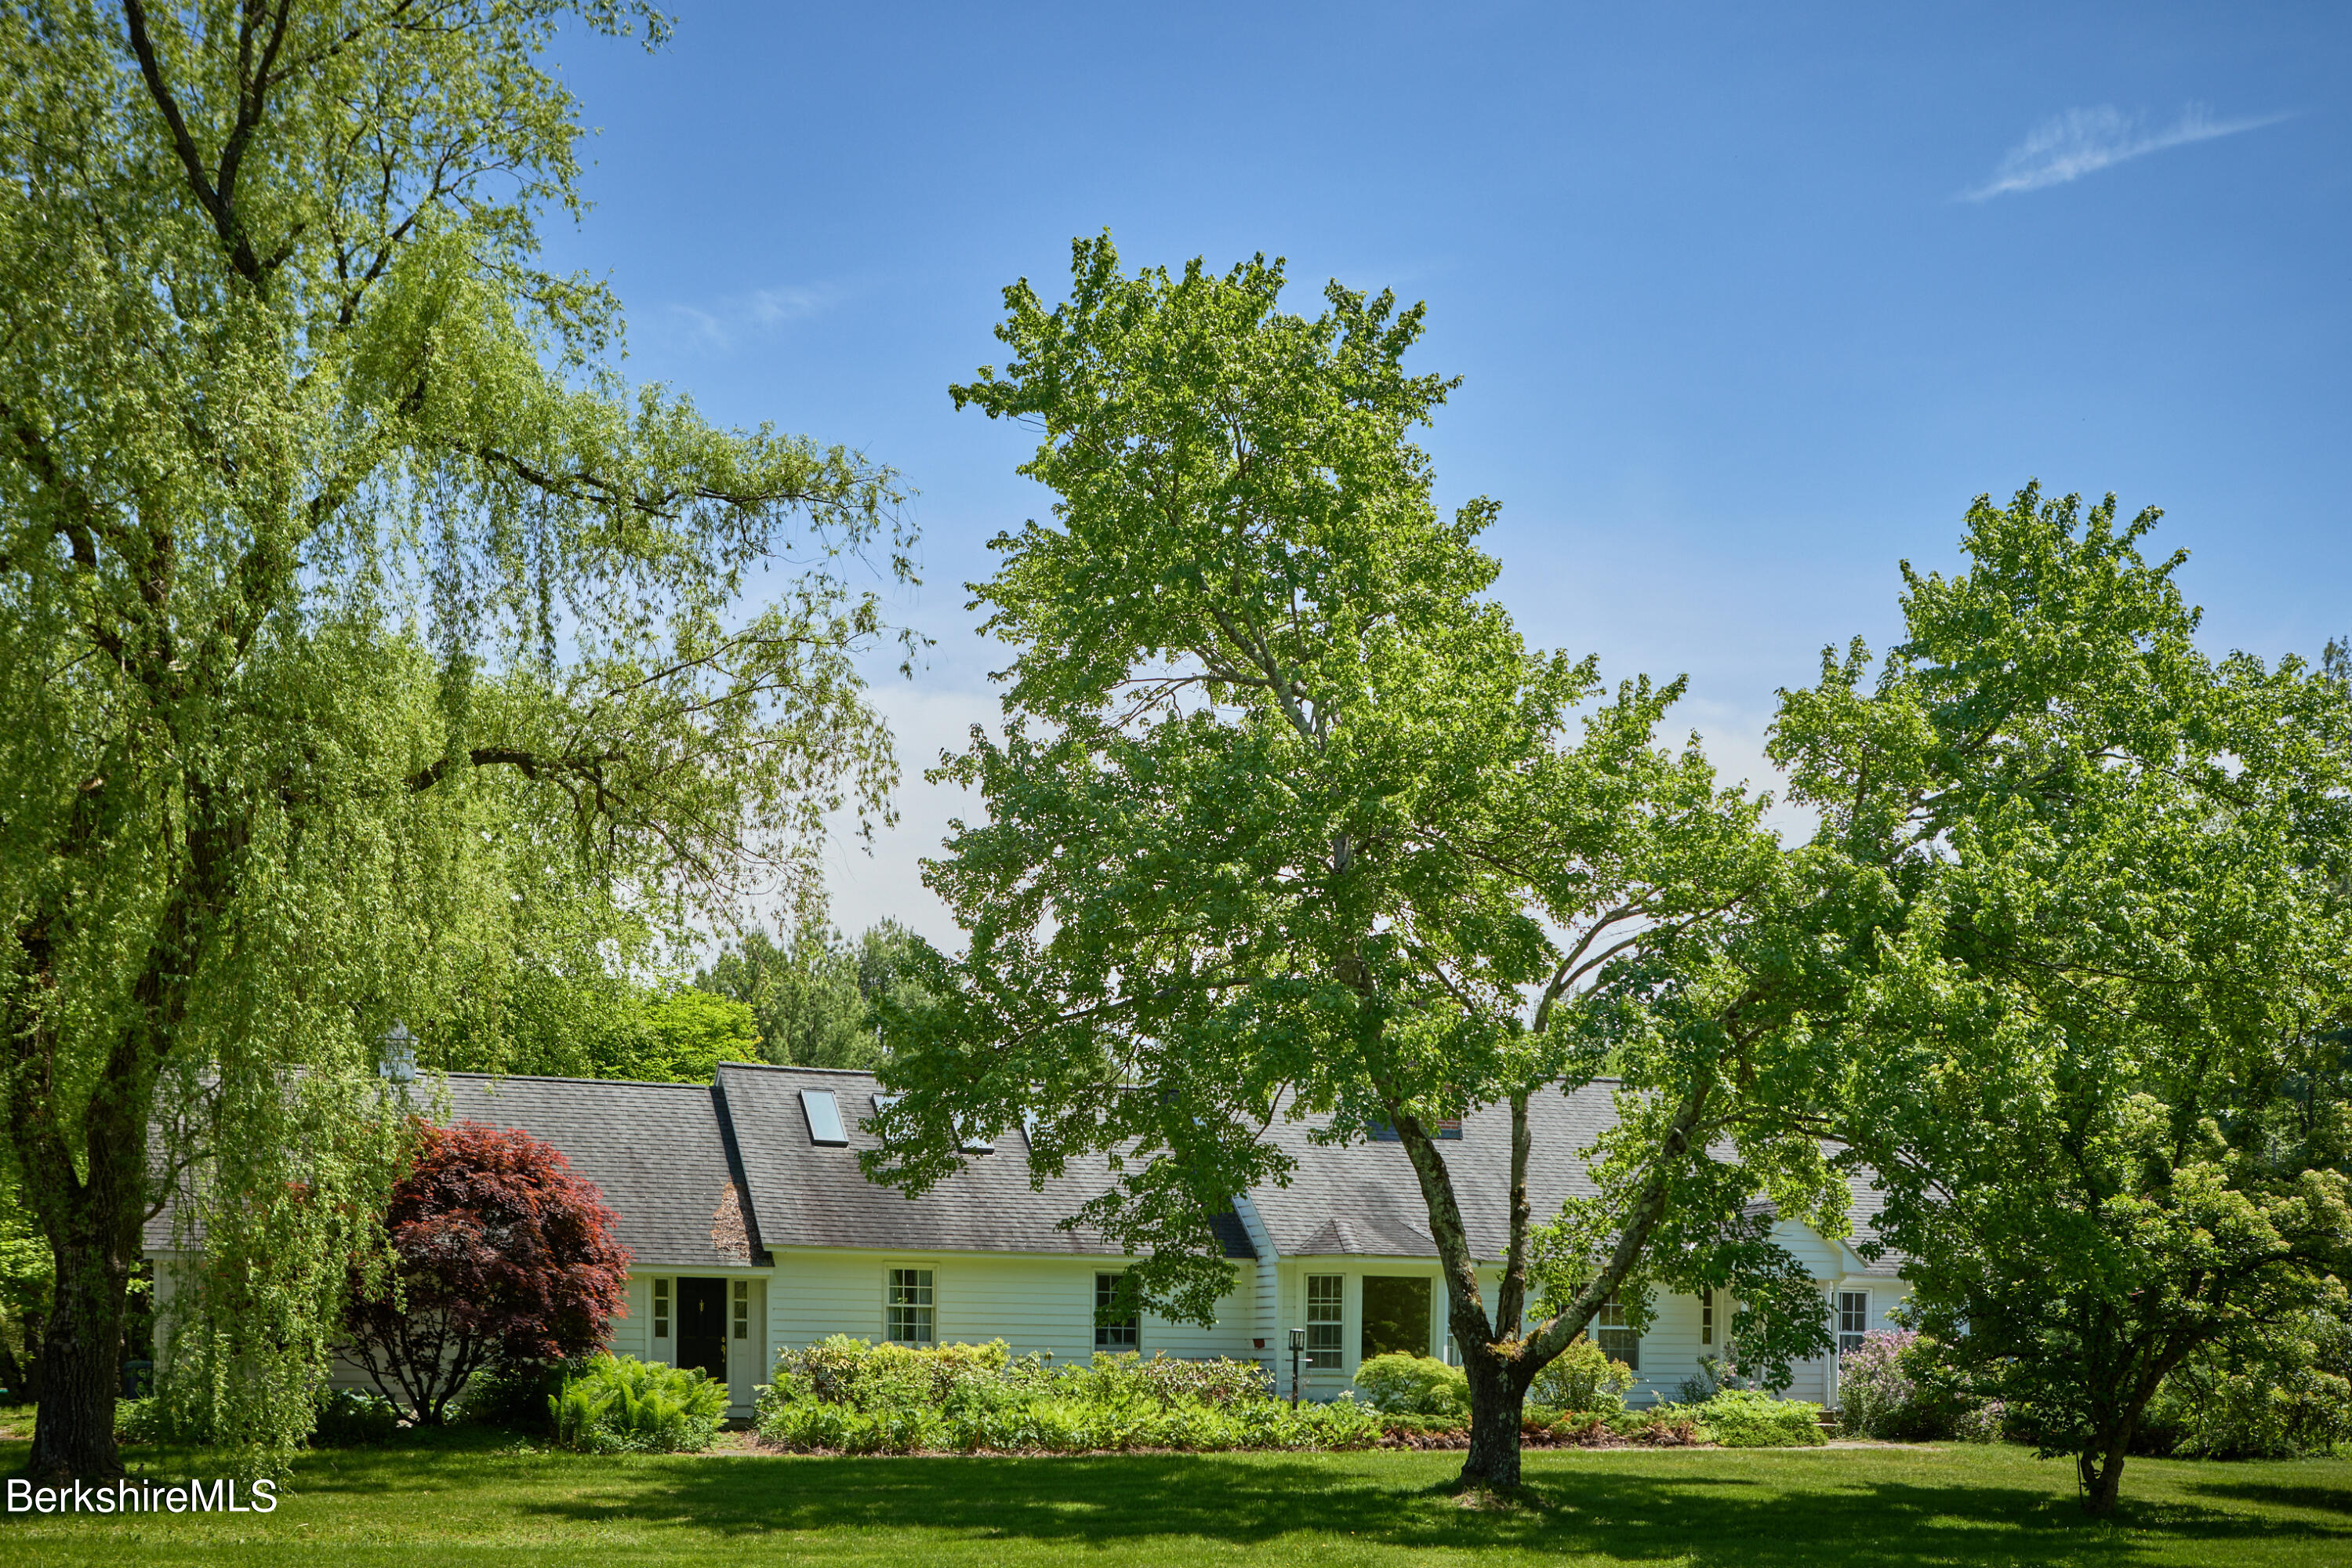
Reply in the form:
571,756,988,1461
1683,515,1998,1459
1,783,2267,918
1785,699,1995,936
2,1422,2347,1567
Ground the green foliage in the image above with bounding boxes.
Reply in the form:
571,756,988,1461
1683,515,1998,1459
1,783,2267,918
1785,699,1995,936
1775,485,2352,1509
754,1337,1356,1454
549,1354,728,1454
0,1163,51,1396
1354,1354,1469,1416
460,1359,573,1433
1062,1351,1274,1409
1663,1388,1827,1448
878,234,1842,1492
113,1396,161,1446
695,915,928,1069
764,1336,1272,1415
758,1395,1384,1456
0,0,911,1478
1835,1331,1971,1442
2138,1305,2352,1460
312,1389,402,1448
767,1334,1019,1409
637,989,760,1080
1952,1400,2009,1443
1529,1338,1637,1415
154,1073,412,1475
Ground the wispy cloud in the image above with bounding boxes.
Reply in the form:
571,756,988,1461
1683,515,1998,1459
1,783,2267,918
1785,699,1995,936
652,282,846,351
1963,104,2291,201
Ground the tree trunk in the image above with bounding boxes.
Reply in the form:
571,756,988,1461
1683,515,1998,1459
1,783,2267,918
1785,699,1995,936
16,1032,150,1485
2078,1427,2132,1517
1458,1350,1527,1492
22,1181,135,1483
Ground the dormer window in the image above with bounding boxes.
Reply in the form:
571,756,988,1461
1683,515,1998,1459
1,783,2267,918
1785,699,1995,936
800,1089,848,1146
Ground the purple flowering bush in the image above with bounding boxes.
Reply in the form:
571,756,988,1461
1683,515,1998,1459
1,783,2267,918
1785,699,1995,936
1837,1330,1973,1440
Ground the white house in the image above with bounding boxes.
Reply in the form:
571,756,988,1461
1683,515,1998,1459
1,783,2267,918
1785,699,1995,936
151,1063,1910,1418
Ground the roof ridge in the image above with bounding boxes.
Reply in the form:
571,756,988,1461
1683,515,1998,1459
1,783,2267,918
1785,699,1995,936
441,1070,726,1091
717,1063,879,1080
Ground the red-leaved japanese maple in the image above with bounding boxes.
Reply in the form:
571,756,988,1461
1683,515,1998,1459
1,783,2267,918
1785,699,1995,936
344,1120,630,1424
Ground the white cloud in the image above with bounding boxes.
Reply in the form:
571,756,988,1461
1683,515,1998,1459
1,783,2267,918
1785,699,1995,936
652,281,845,351
1963,104,2289,201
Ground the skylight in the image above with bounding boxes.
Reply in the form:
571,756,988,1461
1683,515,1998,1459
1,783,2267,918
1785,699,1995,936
800,1088,848,1146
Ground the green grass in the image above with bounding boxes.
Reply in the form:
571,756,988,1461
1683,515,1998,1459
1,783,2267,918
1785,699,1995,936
1,1426,2347,1566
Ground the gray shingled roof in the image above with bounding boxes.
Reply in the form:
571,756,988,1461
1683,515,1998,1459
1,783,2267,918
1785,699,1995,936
718,1063,1255,1261
1244,1084,1617,1261
139,1071,755,1270
1247,1083,1906,1268
144,1065,1899,1278
441,1073,757,1272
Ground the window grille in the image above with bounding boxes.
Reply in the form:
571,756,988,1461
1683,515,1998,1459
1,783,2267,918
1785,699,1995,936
733,1279,750,1341
653,1278,670,1340
887,1268,935,1344
1306,1275,1345,1369
1596,1294,1640,1371
1700,1290,1714,1346
1094,1272,1139,1350
1837,1290,1868,1354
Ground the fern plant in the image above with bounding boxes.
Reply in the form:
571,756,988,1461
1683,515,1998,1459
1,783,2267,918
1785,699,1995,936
550,1354,728,1453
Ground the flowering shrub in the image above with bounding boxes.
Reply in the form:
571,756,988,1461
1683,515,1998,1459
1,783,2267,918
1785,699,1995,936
768,1335,1020,1410
1838,1330,2000,1442
1530,1336,1635,1415
756,1338,1365,1454
1838,1330,1942,1439
1353,1353,1468,1416
1065,1350,1273,1408
1953,1399,2006,1443
759,1392,1383,1454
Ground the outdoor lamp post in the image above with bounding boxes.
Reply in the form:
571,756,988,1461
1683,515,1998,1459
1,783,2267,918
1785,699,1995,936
1287,1327,1305,1408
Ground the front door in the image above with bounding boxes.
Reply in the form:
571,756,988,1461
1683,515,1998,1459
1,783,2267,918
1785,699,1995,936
1360,1276,1432,1362
676,1277,728,1385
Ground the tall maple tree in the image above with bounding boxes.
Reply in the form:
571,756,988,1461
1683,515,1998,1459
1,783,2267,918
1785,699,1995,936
872,237,1848,1493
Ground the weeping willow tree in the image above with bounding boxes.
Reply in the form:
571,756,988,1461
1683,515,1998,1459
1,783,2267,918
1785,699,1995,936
0,2,912,1482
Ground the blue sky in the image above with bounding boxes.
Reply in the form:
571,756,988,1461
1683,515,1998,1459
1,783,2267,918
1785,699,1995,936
541,2,2351,942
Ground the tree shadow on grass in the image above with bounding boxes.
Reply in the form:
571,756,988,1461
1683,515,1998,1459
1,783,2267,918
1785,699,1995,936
399,1449,2352,1568
2182,1479,2352,1519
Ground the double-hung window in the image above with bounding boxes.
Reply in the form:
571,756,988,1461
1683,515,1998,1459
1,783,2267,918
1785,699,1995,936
1305,1275,1345,1370
1837,1290,1869,1355
1595,1294,1640,1371
887,1268,935,1345
1094,1272,1140,1350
